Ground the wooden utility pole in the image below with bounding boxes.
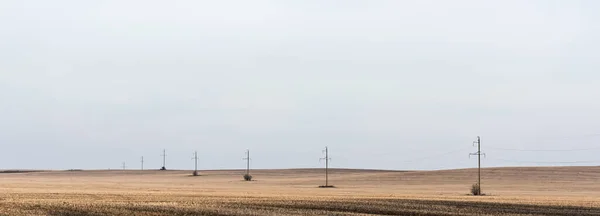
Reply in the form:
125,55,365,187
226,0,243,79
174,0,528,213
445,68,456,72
478,136,481,190
161,149,167,170
242,149,252,181
192,151,199,176
243,149,251,176
469,136,485,194
320,146,332,187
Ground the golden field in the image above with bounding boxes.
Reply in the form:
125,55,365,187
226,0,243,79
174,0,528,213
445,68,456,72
1,167,600,215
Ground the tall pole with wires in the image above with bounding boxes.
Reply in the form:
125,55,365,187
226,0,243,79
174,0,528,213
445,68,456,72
192,151,199,176
319,146,333,188
469,136,485,195
161,149,167,170
243,149,252,181
245,150,250,176
122,162,126,170
141,156,144,171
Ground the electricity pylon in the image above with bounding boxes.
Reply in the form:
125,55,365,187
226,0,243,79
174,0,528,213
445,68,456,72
319,146,333,187
160,149,167,170
192,151,199,176
469,136,486,195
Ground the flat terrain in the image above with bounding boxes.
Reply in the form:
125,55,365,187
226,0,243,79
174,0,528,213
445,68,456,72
1,167,600,215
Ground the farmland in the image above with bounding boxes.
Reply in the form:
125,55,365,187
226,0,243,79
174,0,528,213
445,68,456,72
1,167,600,215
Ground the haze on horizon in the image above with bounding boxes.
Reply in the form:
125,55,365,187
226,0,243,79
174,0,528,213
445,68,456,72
1,0,599,171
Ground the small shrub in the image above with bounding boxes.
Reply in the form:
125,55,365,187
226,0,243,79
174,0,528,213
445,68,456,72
471,183,481,195
243,174,253,181
193,171,199,176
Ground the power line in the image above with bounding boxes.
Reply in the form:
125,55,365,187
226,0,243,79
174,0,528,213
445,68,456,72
506,133,600,142
545,133,600,140
400,147,471,163
491,157,600,164
488,146,600,152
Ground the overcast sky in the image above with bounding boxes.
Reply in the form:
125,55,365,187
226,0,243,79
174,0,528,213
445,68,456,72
1,1,599,170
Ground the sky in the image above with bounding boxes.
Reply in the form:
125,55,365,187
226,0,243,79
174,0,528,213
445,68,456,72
1,0,600,171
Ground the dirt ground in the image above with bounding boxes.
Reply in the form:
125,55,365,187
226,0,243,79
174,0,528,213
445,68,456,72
1,167,599,215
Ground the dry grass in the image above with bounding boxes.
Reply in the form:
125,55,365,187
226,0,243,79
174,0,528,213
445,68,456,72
1,167,599,215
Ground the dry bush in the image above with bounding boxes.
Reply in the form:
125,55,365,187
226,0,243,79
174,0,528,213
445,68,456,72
244,174,253,181
471,183,482,195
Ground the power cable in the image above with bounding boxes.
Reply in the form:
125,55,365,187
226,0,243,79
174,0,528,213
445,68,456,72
487,146,600,152
401,147,471,163
490,157,600,164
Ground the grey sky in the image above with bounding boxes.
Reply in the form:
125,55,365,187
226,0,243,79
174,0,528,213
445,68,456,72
1,0,599,170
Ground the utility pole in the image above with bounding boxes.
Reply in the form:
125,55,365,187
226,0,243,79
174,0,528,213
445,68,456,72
141,156,144,171
122,162,126,170
319,146,332,187
469,136,485,195
161,149,167,170
243,149,251,176
192,151,199,176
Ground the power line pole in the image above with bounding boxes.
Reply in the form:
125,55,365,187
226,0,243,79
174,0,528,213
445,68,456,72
161,149,167,170
469,136,486,195
192,151,199,176
243,149,251,176
121,162,126,170
319,146,332,187
242,149,252,181
141,156,144,171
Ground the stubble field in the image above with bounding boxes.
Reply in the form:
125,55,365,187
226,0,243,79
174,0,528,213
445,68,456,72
1,167,600,215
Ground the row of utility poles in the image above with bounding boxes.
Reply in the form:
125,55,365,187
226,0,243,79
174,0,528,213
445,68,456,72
118,137,483,192
129,149,242,173
123,149,169,171
118,148,335,186
131,149,167,171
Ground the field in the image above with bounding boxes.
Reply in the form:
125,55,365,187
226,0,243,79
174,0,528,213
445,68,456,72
1,167,600,215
